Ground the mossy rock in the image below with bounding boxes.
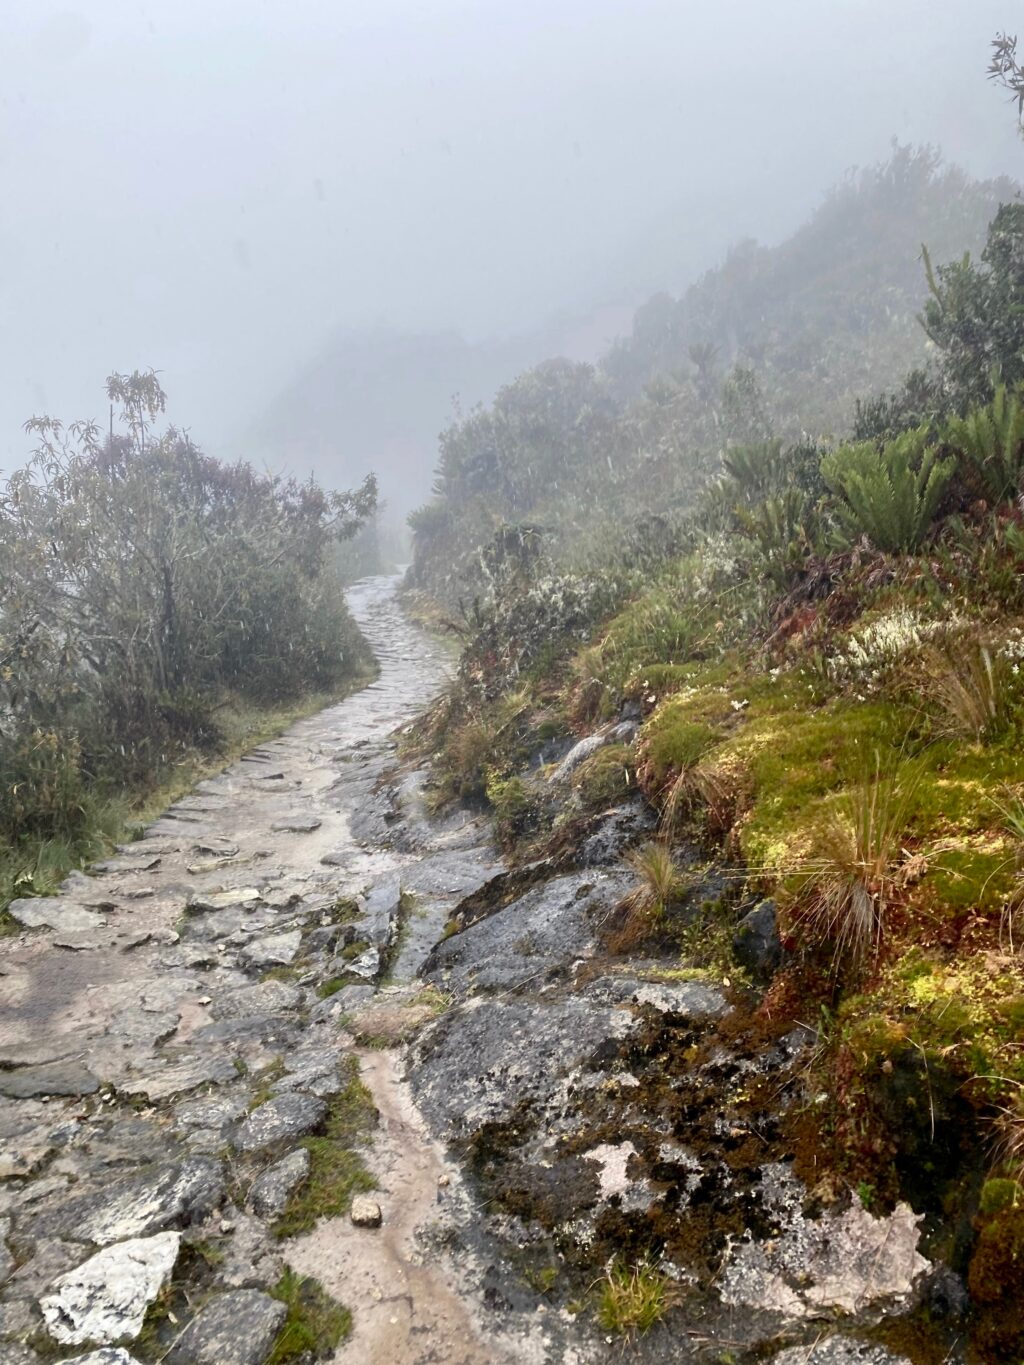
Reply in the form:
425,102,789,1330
968,1206,1024,1357
572,744,635,809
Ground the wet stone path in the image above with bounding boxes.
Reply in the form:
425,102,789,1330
0,575,507,1365
0,577,931,1365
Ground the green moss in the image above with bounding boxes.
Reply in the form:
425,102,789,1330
316,977,348,1000
268,1268,351,1362
572,744,635,808
980,1178,1023,1215
273,1060,377,1238
340,939,370,961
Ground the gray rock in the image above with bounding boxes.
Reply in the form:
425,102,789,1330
0,1215,13,1285
20,1158,224,1246
362,873,402,947
0,1061,100,1099
422,871,629,998
733,899,784,981
186,888,261,914
119,1055,239,1101
1,1346,44,1365
215,981,301,1019
231,1094,326,1153
239,931,302,970
411,993,631,1140
6,898,103,932
549,733,608,784
39,1231,180,1346
337,946,381,980
719,1164,928,1318
350,1194,382,1227
247,1149,310,1219
769,1343,910,1365
174,1095,250,1132
166,1289,286,1365
270,816,322,833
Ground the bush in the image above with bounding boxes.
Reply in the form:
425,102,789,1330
821,426,954,554
945,383,1024,506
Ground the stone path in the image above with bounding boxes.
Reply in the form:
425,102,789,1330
0,574,505,1365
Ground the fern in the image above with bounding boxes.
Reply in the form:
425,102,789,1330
945,383,1024,505
821,425,953,553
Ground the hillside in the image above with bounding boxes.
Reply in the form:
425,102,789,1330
408,148,1017,608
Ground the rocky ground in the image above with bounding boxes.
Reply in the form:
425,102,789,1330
0,578,944,1365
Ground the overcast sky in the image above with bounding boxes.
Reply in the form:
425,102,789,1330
1,0,1022,472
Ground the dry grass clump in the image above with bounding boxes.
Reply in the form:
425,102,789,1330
929,641,1012,741
789,757,918,964
606,842,689,954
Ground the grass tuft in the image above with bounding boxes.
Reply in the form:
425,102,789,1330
273,1060,377,1238
595,1258,676,1336
268,1268,351,1363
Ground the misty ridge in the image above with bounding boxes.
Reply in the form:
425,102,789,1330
9,7,1024,1365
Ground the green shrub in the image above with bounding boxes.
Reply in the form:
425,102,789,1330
821,425,954,553
945,383,1024,505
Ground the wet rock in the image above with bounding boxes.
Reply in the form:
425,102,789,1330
733,899,783,980
6,898,103,933
165,1289,286,1365
579,800,658,866
20,1157,224,1246
215,981,301,1019
119,1055,239,1102
411,992,631,1139
549,733,608,784
362,873,402,947
247,1149,310,1219
0,1062,100,1099
239,930,302,970
231,1094,326,1153
270,816,322,834
39,1231,180,1346
350,1194,382,1228
422,870,629,997
769,1342,911,1365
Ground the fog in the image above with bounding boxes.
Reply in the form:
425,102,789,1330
1,0,1021,508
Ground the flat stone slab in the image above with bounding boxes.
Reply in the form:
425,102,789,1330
40,1231,180,1346
0,1062,100,1099
7,898,103,932
186,888,261,913
118,1055,239,1102
232,1094,326,1153
215,980,302,1019
239,931,302,970
166,1289,286,1365
247,1149,310,1220
20,1157,224,1246
270,816,322,834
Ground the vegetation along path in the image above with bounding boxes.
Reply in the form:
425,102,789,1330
1,576,937,1365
